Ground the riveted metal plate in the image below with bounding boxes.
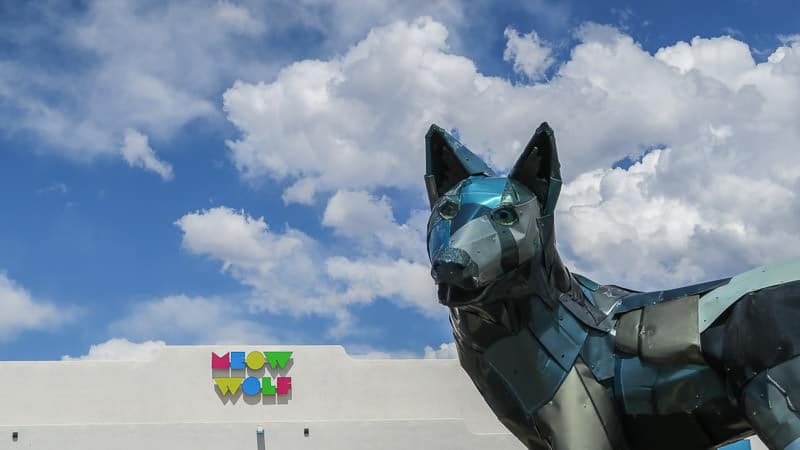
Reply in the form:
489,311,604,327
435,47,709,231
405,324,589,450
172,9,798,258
615,309,642,356
640,295,704,365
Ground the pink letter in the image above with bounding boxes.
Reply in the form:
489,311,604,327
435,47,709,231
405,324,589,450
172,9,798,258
212,352,230,369
277,377,292,395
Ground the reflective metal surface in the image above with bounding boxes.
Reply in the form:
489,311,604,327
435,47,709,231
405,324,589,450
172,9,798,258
424,122,800,450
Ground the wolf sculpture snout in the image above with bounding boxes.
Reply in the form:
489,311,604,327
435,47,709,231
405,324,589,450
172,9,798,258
431,247,479,290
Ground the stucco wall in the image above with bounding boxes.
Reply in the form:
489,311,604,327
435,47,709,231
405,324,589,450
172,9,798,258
0,345,524,450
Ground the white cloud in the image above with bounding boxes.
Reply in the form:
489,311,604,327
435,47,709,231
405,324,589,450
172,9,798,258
654,36,755,85
0,1,233,161
0,272,71,342
346,344,420,359
424,342,457,359
223,18,800,289
325,256,437,316
345,342,455,359
175,207,321,297
175,206,439,335
121,129,174,181
282,177,320,205
62,338,166,361
0,1,465,175
222,18,467,199
108,294,279,344
215,2,265,34
322,190,428,261
503,27,553,80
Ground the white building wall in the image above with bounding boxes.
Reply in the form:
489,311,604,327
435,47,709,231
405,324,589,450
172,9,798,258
0,345,768,450
0,345,524,450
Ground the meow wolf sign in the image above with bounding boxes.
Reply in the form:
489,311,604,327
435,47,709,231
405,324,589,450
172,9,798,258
212,351,292,397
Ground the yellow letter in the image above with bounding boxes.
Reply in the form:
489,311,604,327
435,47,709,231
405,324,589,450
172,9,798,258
214,377,243,395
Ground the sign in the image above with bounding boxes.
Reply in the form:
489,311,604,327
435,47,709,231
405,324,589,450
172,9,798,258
212,351,292,397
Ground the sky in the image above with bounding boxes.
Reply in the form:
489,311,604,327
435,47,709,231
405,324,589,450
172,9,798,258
1,0,800,361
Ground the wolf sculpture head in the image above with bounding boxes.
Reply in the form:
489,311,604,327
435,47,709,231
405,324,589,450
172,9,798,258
425,122,570,308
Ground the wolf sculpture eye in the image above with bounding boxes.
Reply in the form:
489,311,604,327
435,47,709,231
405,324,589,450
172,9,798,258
491,206,517,226
438,199,460,220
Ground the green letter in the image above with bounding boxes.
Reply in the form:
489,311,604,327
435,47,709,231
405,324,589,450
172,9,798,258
262,377,276,395
264,352,292,369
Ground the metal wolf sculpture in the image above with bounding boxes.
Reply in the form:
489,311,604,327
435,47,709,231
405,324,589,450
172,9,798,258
424,122,800,450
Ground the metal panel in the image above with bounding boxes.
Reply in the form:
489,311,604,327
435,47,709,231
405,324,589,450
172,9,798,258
616,278,730,315
615,309,642,356
742,359,800,450
574,359,629,449
529,296,588,372
483,328,569,417
581,332,617,382
535,360,618,450
699,257,800,332
640,295,705,365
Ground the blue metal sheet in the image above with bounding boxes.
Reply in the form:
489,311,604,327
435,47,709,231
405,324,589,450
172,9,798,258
616,356,725,415
427,217,451,260
615,356,659,415
580,332,616,382
483,329,569,416
573,273,600,291
529,296,588,372
786,437,800,450
616,278,730,314
458,177,506,206
719,440,751,450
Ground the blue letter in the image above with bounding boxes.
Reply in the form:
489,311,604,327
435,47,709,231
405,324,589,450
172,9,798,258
230,351,246,370
242,377,261,396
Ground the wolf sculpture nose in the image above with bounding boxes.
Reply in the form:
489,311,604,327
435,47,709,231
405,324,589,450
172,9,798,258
431,248,478,289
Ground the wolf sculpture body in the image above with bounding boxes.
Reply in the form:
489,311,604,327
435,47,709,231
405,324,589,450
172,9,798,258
424,123,800,450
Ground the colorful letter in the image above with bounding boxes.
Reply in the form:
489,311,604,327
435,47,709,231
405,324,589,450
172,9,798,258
230,352,246,370
214,378,243,395
277,377,292,395
262,377,276,395
246,351,266,370
211,352,230,369
265,352,292,369
242,377,261,396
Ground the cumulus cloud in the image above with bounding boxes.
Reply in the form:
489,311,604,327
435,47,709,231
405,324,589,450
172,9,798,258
121,129,174,181
223,18,800,290
503,27,553,80
346,344,420,359
0,272,71,341
175,206,437,335
62,338,166,361
322,190,428,261
424,342,457,359
555,30,800,289
108,294,279,344
0,1,464,175
345,342,455,359
326,256,436,315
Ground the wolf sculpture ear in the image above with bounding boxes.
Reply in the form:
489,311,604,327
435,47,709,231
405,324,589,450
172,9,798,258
425,124,495,208
508,122,562,216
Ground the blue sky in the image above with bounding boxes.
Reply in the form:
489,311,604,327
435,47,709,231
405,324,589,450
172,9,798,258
2,0,800,360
